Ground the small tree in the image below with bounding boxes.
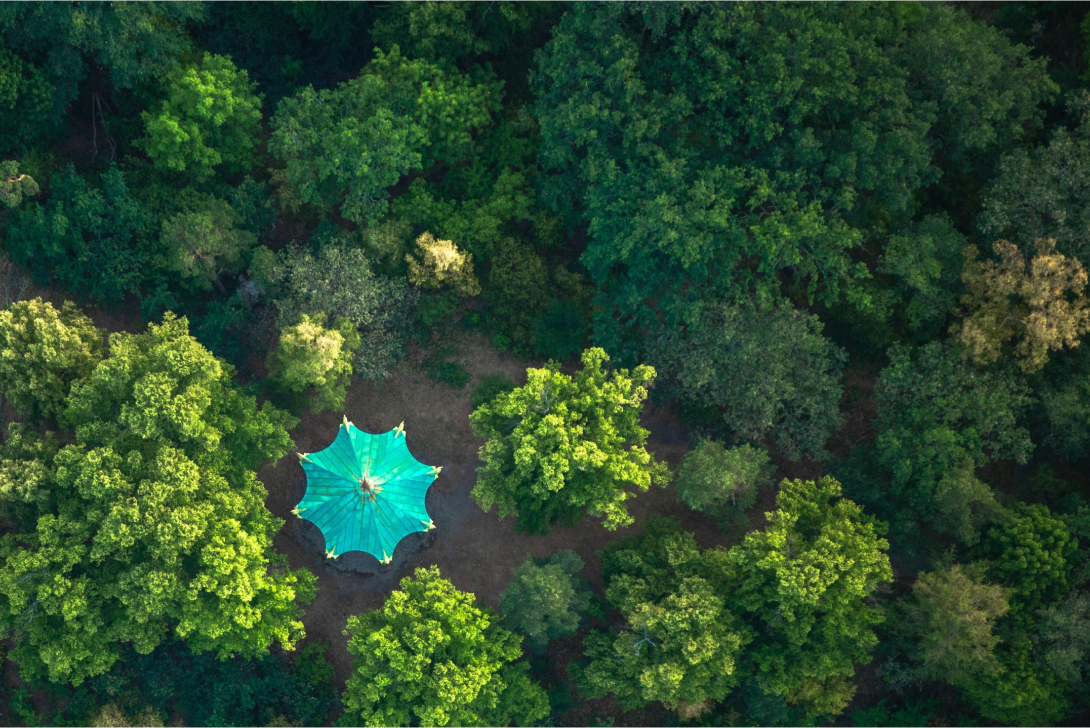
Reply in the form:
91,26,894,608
140,53,263,180
471,347,669,534
953,238,1090,373
896,563,1010,683
500,549,591,652
342,566,548,727
0,298,103,420
675,440,772,524
267,315,359,414
406,231,480,296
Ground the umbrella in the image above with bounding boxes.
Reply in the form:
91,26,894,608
292,417,440,564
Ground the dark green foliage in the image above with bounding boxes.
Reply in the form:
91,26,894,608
850,698,938,728
19,642,338,727
269,46,500,225
879,214,966,339
979,90,1090,262
5,165,152,304
0,44,56,154
422,350,471,389
534,298,589,361
533,2,1054,351
1036,590,1090,692
647,301,846,460
471,373,516,410
872,341,1034,516
484,237,549,355
979,503,1076,616
501,549,591,652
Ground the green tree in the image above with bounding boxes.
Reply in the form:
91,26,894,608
484,236,548,353
647,301,846,460
4,165,152,304
267,314,359,414
470,347,669,534
532,3,1053,352
960,636,1070,726
578,518,751,714
879,213,966,339
1036,590,1090,691
500,549,591,652
269,46,499,225
261,233,416,382
0,2,202,98
0,298,102,421
727,477,892,717
896,563,1010,683
872,341,1034,515
0,312,312,685
341,566,548,727
978,90,1090,264
158,198,257,293
932,461,1004,546
140,53,263,181
370,1,561,71
978,503,1076,616
0,45,55,154
675,440,771,524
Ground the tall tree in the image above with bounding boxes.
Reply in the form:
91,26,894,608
578,518,751,715
872,340,1033,516
727,477,892,717
4,165,152,305
341,566,548,728
646,300,846,460
532,2,1054,352
470,347,669,534
0,311,312,685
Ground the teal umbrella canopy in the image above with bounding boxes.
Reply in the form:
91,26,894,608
293,417,440,563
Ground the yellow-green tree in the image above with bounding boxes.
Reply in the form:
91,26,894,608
405,231,480,297
0,298,102,420
267,314,359,414
0,311,312,685
470,347,669,534
341,566,548,727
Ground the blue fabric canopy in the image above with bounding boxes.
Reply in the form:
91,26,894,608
293,417,439,563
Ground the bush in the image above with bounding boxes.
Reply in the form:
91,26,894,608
500,549,592,651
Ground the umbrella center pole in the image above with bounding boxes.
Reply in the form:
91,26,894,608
358,477,381,501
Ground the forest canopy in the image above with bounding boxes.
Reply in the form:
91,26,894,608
1,2,1090,727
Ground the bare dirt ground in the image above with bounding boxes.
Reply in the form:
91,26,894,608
260,329,809,706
